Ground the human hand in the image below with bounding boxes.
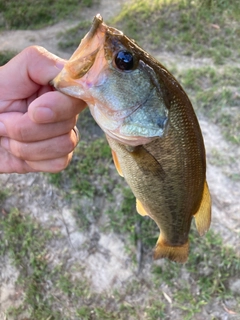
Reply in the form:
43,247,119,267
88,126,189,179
0,46,86,173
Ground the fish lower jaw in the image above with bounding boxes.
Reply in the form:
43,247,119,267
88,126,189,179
89,106,158,146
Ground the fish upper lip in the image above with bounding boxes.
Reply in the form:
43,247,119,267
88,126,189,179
87,14,103,39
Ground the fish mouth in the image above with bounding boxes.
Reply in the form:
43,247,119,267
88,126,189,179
51,14,107,92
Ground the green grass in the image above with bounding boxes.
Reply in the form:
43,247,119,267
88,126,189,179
104,185,240,318
48,127,112,199
111,0,240,64
0,189,10,203
0,208,59,319
105,185,240,318
48,110,113,229
176,65,240,144
48,111,108,185
1,186,240,319
0,207,137,319
0,50,17,66
151,228,240,319
0,0,96,30
57,20,92,52
105,187,158,256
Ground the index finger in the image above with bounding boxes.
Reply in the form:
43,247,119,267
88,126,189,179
0,46,65,100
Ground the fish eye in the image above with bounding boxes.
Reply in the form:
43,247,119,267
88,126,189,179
115,50,134,71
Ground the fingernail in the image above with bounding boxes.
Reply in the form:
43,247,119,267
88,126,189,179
0,122,7,136
34,107,54,123
1,137,9,150
55,60,65,70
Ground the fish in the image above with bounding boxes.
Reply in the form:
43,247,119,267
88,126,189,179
51,14,211,263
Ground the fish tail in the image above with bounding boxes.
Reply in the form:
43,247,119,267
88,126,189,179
153,235,189,263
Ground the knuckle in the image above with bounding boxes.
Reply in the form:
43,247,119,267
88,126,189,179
62,132,77,154
12,141,30,160
52,154,72,172
23,45,47,60
17,123,29,142
65,117,77,131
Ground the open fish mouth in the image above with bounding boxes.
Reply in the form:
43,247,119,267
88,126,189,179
51,14,107,94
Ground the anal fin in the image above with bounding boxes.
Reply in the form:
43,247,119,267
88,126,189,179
153,234,189,263
194,181,211,236
136,199,148,216
111,150,124,177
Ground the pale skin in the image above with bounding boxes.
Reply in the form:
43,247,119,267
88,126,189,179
0,46,86,173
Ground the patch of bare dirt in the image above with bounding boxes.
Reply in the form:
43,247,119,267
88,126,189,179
0,0,128,59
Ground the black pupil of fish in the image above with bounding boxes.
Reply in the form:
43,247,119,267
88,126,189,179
115,51,134,71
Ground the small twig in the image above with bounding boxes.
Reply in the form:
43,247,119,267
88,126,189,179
222,302,237,315
59,209,75,251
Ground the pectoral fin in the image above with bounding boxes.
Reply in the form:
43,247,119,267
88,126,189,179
194,181,211,236
153,234,189,263
136,199,148,216
131,145,166,180
111,150,124,177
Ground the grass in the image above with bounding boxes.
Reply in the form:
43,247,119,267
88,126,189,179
111,0,240,64
0,0,96,30
1,181,240,319
48,109,113,230
177,65,240,143
105,187,158,256
105,185,240,318
0,189,10,203
151,228,240,319
57,20,92,52
0,50,17,66
0,208,59,318
0,207,134,319
48,111,112,200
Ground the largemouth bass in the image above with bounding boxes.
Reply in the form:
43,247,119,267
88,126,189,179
52,14,211,263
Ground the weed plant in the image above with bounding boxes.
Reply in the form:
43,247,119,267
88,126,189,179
112,0,240,64
0,0,96,30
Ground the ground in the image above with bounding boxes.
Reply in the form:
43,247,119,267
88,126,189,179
0,0,239,319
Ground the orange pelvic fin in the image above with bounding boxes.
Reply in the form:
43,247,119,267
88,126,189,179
194,181,211,236
111,150,124,177
136,199,148,216
153,234,189,263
